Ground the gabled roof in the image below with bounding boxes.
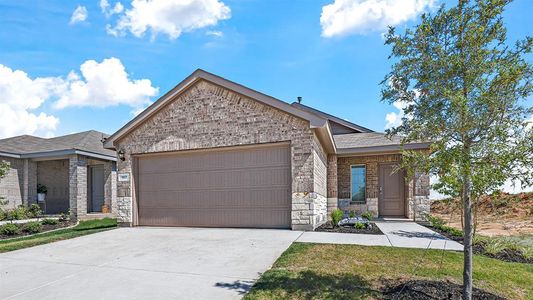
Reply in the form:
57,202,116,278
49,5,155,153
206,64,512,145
103,69,329,149
0,130,116,161
334,132,431,155
291,102,373,133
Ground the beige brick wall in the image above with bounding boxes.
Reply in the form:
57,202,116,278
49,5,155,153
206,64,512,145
335,154,431,219
37,160,69,214
114,79,324,229
0,157,24,209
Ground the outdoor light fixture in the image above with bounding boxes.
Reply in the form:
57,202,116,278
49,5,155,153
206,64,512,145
118,149,125,161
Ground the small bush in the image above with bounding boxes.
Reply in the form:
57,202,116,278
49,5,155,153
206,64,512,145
354,222,366,230
361,211,373,221
0,223,20,235
59,212,70,222
427,214,446,228
330,209,344,227
22,221,43,234
42,218,59,225
348,211,355,218
0,208,6,221
74,218,117,231
28,204,42,218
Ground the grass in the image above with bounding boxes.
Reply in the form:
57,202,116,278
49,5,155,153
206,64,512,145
0,218,117,253
244,243,533,300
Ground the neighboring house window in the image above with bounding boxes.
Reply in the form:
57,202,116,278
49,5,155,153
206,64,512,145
351,165,366,202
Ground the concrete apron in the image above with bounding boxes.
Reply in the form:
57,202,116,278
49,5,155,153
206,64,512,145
297,221,464,251
0,227,302,300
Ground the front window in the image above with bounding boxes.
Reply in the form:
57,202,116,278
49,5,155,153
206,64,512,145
351,165,366,202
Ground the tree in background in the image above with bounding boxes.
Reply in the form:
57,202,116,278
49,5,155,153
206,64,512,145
381,0,532,298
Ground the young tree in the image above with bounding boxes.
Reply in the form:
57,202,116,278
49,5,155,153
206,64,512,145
381,0,532,298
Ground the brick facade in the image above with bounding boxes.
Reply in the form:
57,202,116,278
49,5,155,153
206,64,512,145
333,154,430,220
114,79,327,230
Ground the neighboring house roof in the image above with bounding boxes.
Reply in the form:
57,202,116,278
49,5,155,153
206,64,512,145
291,102,373,133
0,130,116,161
334,132,431,155
103,69,330,149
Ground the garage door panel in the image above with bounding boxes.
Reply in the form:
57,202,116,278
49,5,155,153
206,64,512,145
137,144,291,228
139,167,291,191
139,188,291,209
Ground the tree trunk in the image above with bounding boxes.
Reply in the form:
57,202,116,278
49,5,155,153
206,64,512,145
462,176,473,300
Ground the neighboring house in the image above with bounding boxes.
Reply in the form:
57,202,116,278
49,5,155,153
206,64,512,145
0,131,116,219
103,69,431,230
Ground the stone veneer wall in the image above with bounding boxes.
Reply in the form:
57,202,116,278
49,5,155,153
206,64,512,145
114,79,325,230
69,154,87,219
326,154,338,218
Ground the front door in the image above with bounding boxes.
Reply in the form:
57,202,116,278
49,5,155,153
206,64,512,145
378,163,405,217
90,165,105,213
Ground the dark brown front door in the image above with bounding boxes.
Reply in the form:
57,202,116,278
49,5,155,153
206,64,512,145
378,163,405,217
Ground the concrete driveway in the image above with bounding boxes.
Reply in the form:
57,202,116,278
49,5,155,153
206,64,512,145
0,227,302,300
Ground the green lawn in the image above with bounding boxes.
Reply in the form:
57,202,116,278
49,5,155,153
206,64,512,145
245,243,533,300
0,218,117,253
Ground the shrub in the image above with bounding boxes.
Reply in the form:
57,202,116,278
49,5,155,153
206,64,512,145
0,223,20,235
22,221,43,234
361,211,373,221
42,218,59,225
59,212,70,222
354,222,366,230
427,214,446,228
330,209,344,227
348,211,355,218
0,208,6,221
28,204,42,218
9,206,29,220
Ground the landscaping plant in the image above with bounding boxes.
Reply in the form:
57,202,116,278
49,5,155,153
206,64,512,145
22,221,42,234
42,218,59,225
348,211,355,218
361,211,373,221
28,204,42,218
330,209,343,227
0,223,20,236
354,222,366,230
382,0,533,297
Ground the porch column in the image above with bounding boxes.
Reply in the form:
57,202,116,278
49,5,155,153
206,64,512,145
22,159,29,206
69,154,87,219
103,161,117,215
326,154,338,218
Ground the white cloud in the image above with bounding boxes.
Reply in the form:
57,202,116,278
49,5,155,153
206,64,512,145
206,30,223,37
0,58,158,138
106,0,231,40
385,100,407,129
54,57,158,109
100,0,124,18
0,65,60,138
320,0,435,37
70,5,88,25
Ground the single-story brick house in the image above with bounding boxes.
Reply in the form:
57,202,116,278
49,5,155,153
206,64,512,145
103,69,431,230
0,131,116,219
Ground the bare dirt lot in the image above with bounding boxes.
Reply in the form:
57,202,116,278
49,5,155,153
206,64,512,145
431,192,533,236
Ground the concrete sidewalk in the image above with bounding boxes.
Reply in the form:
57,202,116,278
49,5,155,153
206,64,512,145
296,221,463,251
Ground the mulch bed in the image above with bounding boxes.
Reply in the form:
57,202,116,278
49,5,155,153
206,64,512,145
382,280,506,300
421,224,532,264
315,221,384,235
0,220,74,240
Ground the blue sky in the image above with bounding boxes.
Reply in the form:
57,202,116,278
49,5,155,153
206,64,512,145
0,0,531,139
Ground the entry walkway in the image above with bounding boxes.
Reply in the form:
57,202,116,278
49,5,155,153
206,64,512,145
297,221,463,251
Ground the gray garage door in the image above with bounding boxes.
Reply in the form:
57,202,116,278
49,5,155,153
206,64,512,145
136,143,292,228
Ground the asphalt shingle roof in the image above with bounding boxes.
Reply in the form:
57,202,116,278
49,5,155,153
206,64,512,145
0,130,115,158
333,132,404,149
